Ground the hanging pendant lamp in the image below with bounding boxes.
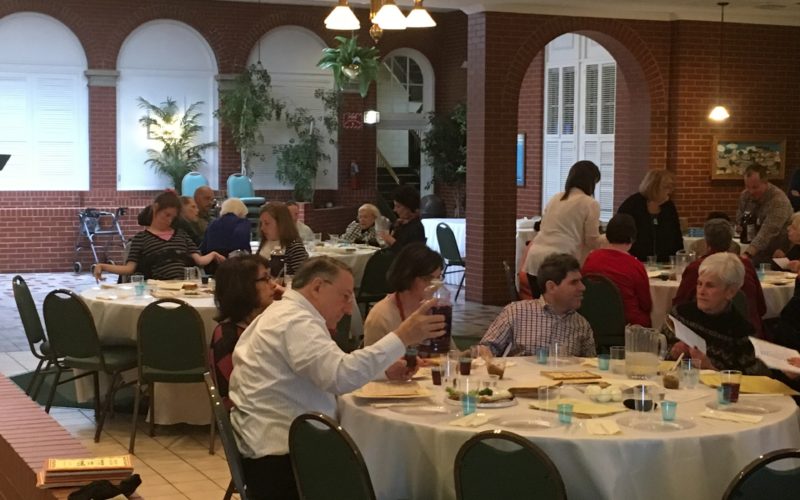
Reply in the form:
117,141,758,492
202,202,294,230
325,0,361,31
709,2,730,122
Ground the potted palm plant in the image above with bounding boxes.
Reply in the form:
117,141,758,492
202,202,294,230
138,97,216,193
317,35,380,98
422,103,467,216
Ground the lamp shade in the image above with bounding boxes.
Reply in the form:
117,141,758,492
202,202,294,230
406,1,436,28
709,105,730,122
325,1,360,31
373,1,407,30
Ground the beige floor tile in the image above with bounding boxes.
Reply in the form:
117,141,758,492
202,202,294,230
184,488,230,500
172,478,225,494
136,482,187,498
164,469,208,483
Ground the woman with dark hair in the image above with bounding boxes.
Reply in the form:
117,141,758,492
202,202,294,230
173,196,204,246
210,254,275,408
582,213,653,326
364,242,443,346
378,184,426,250
523,160,602,297
93,191,224,281
617,169,683,262
257,202,309,277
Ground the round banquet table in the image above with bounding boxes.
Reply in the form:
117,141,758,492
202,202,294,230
338,357,800,500
309,245,378,288
79,285,217,425
649,275,795,328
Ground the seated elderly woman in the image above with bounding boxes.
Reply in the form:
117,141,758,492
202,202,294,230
257,202,309,277
364,242,443,347
664,252,769,375
582,213,652,326
201,198,252,258
773,212,800,273
94,191,224,281
210,254,275,408
341,203,380,246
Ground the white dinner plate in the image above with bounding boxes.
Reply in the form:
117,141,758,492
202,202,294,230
617,415,696,432
705,401,780,415
443,397,518,409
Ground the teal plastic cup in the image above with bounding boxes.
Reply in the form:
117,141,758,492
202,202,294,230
661,400,677,421
597,354,610,371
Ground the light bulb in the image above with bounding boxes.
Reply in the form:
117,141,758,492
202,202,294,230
324,1,360,31
709,105,730,121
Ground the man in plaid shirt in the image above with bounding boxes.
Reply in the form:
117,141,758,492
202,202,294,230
480,253,596,357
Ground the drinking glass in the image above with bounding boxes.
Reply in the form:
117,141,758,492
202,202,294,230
758,263,771,280
328,233,340,245
404,347,418,369
430,365,443,386
557,403,573,424
597,354,610,371
679,358,701,389
610,346,625,374
646,255,658,270
720,370,742,403
459,352,472,376
184,266,199,282
537,346,549,364
538,385,559,410
445,350,460,383
549,342,563,366
284,274,294,289
313,232,322,243
668,255,678,269
131,274,145,297
461,392,477,416
486,358,507,379
634,385,652,413
661,400,677,421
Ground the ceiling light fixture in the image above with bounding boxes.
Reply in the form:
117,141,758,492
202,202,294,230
406,0,436,28
709,2,730,122
373,0,407,30
324,0,360,31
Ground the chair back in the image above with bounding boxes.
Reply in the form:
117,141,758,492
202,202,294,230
501,261,519,302
43,290,103,362
356,249,395,304
182,172,209,198
204,373,248,500
455,429,566,500
577,274,626,352
12,275,47,348
227,173,255,198
289,413,376,500
333,315,358,353
436,223,464,264
137,299,207,381
722,448,800,500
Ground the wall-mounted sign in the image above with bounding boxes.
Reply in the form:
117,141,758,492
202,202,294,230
342,112,363,130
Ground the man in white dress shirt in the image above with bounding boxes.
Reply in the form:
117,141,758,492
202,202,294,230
229,256,445,499
286,201,315,241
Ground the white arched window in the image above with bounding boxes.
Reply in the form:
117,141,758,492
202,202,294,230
248,26,336,191
117,20,218,190
376,49,435,195
0,13,89,190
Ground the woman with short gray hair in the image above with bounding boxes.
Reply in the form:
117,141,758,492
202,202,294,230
341,203,381,246
201,197,253,272
663,252,768,375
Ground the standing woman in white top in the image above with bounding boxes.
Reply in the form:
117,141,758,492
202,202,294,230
524,160,602,298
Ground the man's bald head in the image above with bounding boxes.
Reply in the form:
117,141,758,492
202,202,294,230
194,186,214,214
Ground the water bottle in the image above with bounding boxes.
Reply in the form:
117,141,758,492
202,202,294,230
419,279,452,355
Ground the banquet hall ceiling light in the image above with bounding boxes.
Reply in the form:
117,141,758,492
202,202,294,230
373,0,407,30
324,0,361,30
406,0,437,28
709,2,730,122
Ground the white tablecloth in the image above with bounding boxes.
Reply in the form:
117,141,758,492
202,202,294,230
422,218,466,285
339,358,800,500
649,276,795,328
683,236,745,254
310,246,378,288
79,286,217,425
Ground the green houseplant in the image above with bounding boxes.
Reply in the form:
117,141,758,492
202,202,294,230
422,103,467,216
215,63,284,176
317,35,380,98
138,97,216,193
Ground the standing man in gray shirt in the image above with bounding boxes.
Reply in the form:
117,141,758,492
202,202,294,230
736,164,793,265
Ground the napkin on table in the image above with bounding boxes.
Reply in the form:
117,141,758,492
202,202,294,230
448,413,492,427
585,420,622,435
699,409,763,424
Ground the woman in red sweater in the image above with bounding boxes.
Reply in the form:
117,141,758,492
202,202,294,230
582,213,653,327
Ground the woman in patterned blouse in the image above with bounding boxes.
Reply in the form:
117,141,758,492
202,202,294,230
257,202,309,277
341,203,380,246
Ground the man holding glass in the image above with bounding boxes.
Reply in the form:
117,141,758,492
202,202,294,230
229,256,446,500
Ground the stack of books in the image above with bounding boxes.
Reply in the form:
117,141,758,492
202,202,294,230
36,455,134,489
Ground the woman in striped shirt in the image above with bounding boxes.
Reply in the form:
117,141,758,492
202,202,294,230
257,202,309,277
93,191,225,281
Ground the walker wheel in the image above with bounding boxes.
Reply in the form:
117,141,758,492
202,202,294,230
73,262,82,273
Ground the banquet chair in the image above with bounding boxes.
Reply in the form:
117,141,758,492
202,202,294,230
227,173,266,215
129,298,215,454
333,315,358,353
454,429,567,500
204,373,248,500
722,448,800,500
577,274,626,353
501,261,520,302
356,249,395,317
12,275,61,399
436,223,466,301
42,290,137,442
289,413,376,500
181,171,209,198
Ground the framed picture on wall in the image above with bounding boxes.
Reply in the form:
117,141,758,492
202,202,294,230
516,133,525,186
711,136,786,180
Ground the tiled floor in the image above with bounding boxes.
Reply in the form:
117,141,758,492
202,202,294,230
0,272,503,499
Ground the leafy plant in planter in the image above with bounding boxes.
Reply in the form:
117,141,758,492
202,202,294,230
215,63,284,176
422,103,467,216
138,97,216,193
317,35,380,98
273,108,331,202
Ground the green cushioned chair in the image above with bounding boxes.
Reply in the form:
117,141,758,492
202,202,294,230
577,273,627,353
437,223,466,300
289,413,376,500
43,289,137,442
129,298,215,454
204,373,248,500
455,429,567,500
723,448,800,500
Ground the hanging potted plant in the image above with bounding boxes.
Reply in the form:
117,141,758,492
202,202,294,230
317,35,380,98
138,97,216,194
215,63,284,176
422,103,467,216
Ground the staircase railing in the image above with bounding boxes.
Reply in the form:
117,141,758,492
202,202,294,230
376,149,401,186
